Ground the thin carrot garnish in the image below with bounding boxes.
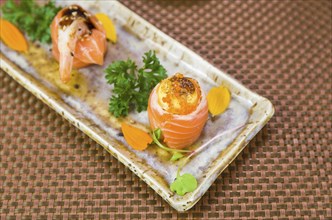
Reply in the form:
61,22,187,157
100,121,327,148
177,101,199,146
0,19,28,52
121,123,153,151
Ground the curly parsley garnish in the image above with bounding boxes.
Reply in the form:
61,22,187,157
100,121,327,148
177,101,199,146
1,0,61,44
105,50,167,117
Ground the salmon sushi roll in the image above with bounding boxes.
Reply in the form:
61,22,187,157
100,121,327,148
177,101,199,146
50,5,107,83
148,73,208,149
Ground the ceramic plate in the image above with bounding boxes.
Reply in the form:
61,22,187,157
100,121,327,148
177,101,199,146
0,0,274,211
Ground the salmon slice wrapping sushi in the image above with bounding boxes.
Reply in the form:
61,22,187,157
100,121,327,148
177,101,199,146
51,5,107,83
148,73,209,149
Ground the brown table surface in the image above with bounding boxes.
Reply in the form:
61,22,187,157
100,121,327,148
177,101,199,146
1,0,331,219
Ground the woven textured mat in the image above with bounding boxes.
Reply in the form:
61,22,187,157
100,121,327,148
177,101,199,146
1,0,331,219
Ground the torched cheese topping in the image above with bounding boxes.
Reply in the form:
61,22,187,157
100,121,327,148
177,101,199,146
157,73,202,115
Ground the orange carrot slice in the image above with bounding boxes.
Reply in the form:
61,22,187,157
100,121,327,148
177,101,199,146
121,123,152,151
0,19,28,52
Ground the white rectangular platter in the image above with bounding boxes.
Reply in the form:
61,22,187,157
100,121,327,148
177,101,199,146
0,0,274,211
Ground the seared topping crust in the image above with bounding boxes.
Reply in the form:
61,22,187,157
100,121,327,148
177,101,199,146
170,74,196,94
158,73,202,115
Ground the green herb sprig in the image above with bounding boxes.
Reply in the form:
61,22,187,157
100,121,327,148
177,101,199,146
153,124,246,196
104,50,167,117
1,0,61,44
152,128,191,155
152,128,197,195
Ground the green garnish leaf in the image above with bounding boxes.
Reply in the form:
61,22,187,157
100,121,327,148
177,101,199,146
1,0,62,44
170,152,184,161
170,173,197,196
154,128,162,140
151,128,191,153
104,51,167,117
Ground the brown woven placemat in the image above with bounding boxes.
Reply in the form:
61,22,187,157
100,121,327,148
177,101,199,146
1,0,331,219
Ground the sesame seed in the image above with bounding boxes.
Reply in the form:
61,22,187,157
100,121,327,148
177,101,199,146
72,11,77,16
72,6,78,10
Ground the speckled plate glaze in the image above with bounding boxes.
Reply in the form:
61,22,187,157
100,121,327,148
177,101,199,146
0,0,274,211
